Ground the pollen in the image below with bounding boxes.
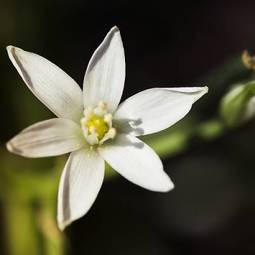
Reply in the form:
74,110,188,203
81,101,116,145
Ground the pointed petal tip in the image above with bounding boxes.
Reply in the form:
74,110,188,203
6,140,13,153
191,85,209,96
136,172,174,193
6,45,15,50
6,139,20,155
110,25,120,33
6,139,23,157
202,86,209,94
6,45,15,58
57,219,69,231
6,45,12,52
58,223,65,232
106,26,121,39
158,176,175,193
197,85,209,100
166,179,175,192
191,86,209,103
6,45,23,65
6,45,19,55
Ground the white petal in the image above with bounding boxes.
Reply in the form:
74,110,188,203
83,26,125,112
114,86,208,136
98,134,173,192
57,149,104,230
7,46,83,122
6,118,84,158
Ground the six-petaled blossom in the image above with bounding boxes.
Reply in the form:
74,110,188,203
6,26,208,230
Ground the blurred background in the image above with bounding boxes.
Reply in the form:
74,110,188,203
1,0,255,254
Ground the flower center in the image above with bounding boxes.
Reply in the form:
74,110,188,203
80,101,116,146
86,116,108,140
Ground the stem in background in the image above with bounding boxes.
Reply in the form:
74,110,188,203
4,201,41,255
3,196,65,255
37,202,65,255
144,119,225,158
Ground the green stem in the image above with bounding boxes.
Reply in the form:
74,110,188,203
4,201,41,255
38,202,65,255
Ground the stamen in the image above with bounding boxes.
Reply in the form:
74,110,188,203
104,113,112,123
81,101,116,146
99,128,116,144
98,101,107,109
94,101,108,116
94,107,106,116
84,107,93,118
108,128,116,138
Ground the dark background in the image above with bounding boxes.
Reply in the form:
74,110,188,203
1,0,255,254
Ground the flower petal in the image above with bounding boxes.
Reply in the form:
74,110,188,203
6,118,84,158
7,46,83,122
114,86,208,136
57,149,104,230
98,134,173,192
83,26,125,112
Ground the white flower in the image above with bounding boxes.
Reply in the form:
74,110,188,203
6,26,208,230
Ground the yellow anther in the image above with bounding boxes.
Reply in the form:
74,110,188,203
89,126,96,133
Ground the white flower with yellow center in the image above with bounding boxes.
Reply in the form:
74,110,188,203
6,26,208,230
